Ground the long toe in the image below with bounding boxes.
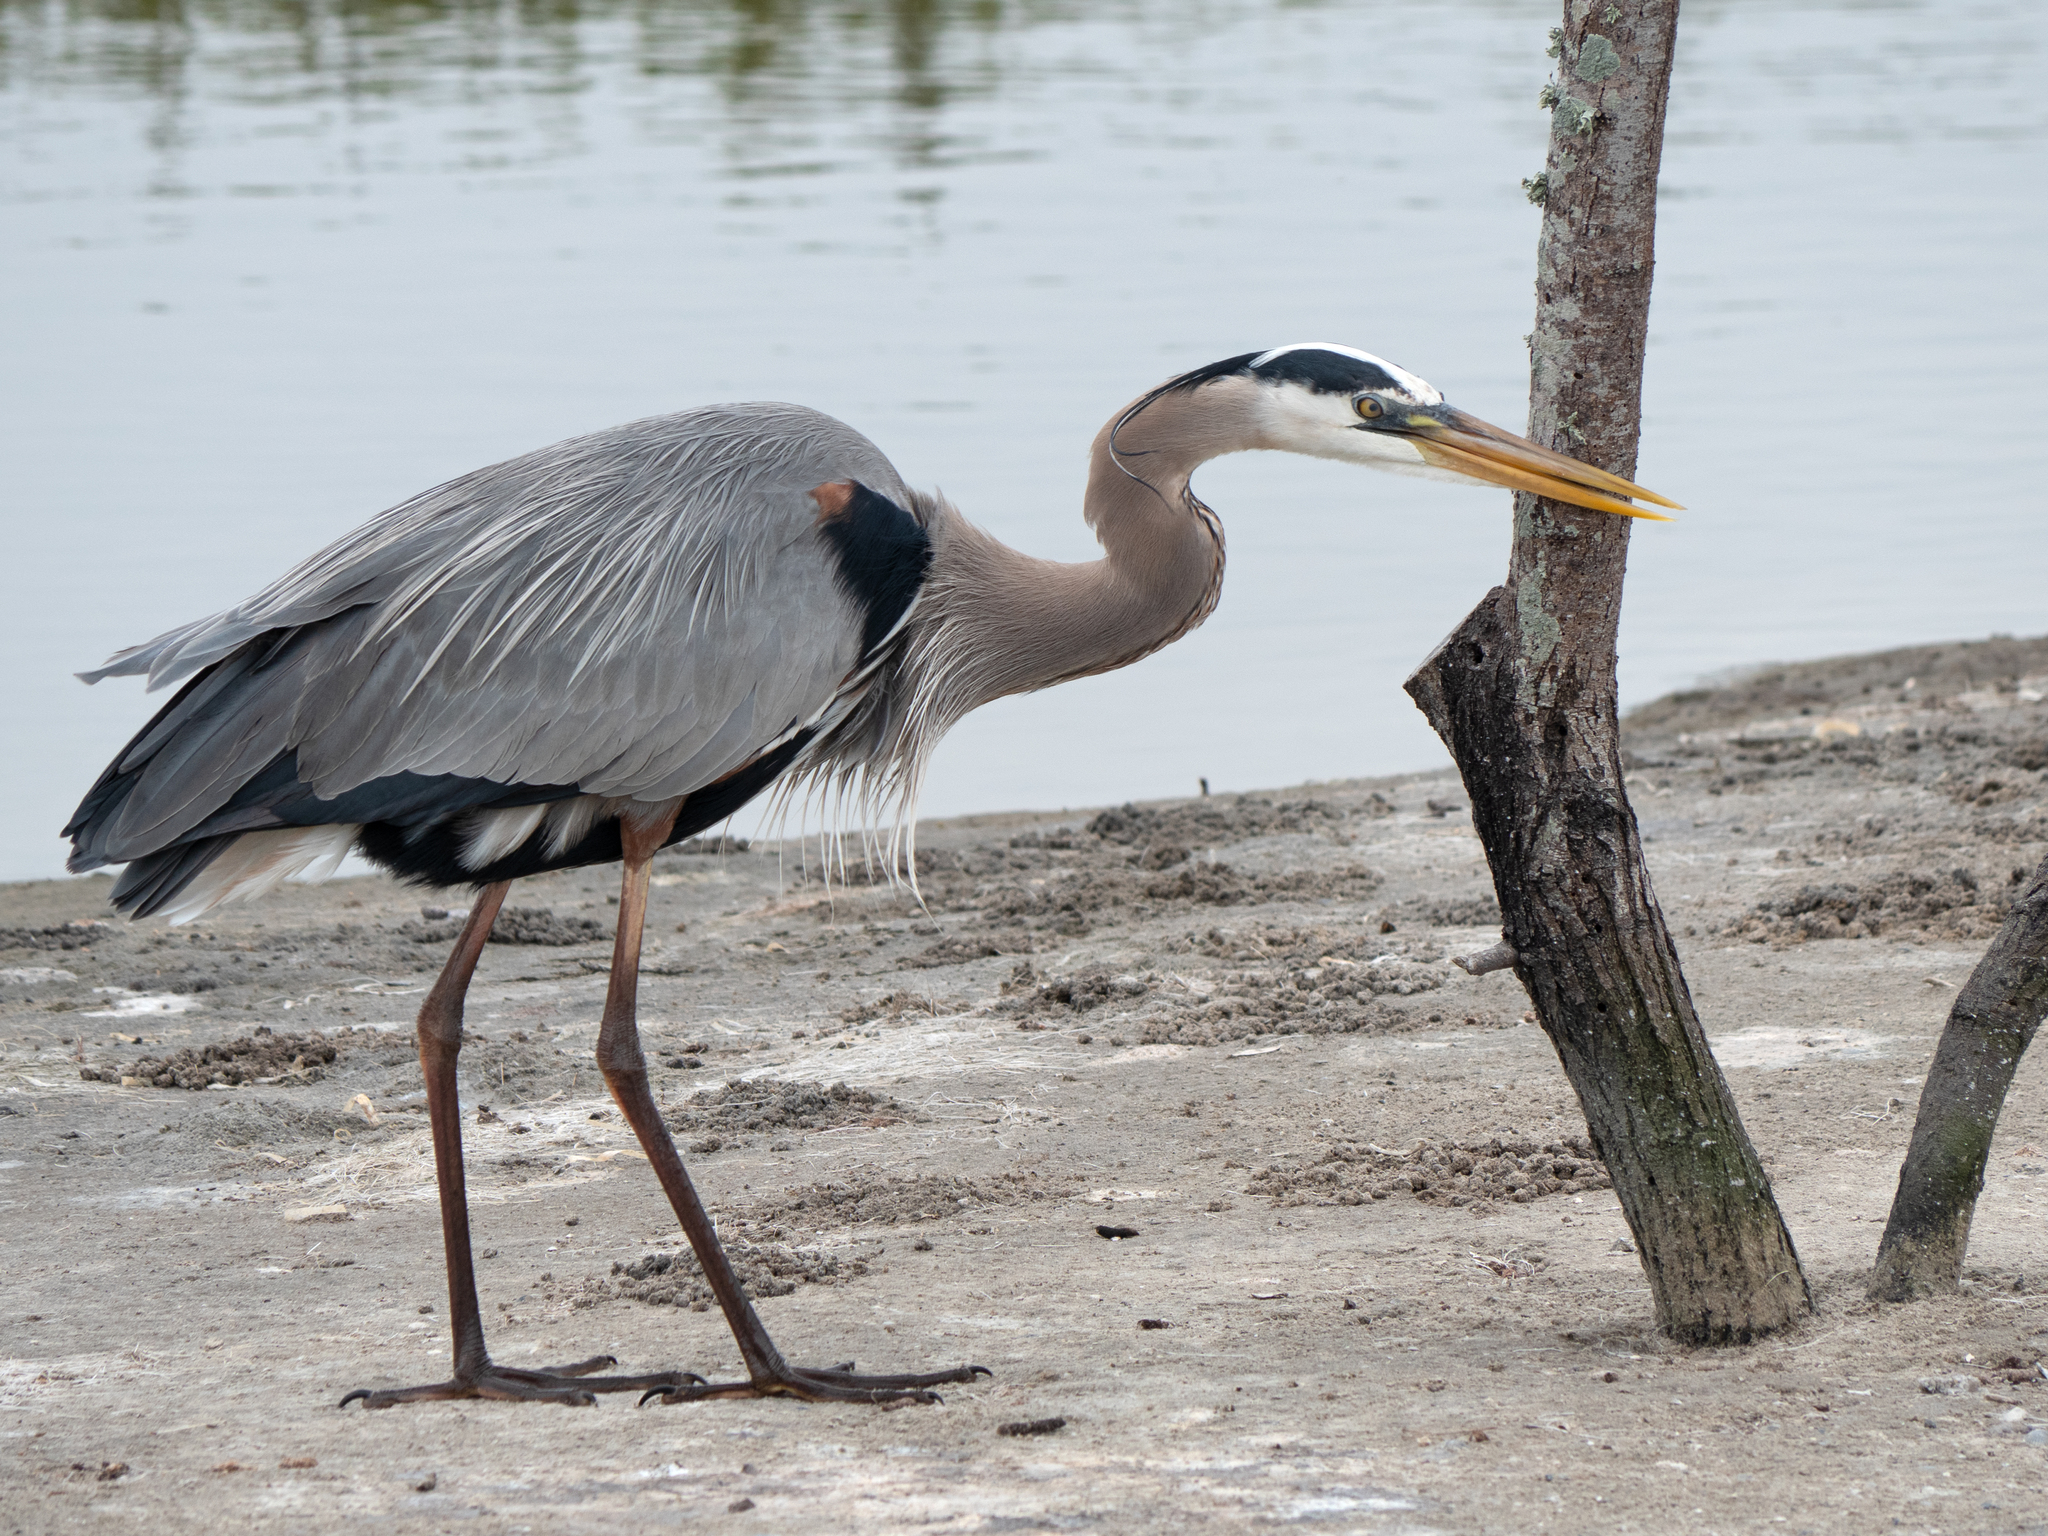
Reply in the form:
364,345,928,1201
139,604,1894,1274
641,1361,989,1407
796,1364,991,1390
341,1360,702,1409
339,1381,471,1410
532,1354,618,1379
644,1379,944,1407
491,1362,689,1392
474,1378,600,1406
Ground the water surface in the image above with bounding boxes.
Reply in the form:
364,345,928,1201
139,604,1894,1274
3,0,2043,880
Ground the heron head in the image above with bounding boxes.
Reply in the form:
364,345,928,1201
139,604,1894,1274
1234,342,1680,520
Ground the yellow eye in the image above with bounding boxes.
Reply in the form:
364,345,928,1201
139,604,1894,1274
1354,396,1383,420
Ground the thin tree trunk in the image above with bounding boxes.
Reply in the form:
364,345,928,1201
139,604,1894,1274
1404,0,1812,1344
1870,853,2048,1299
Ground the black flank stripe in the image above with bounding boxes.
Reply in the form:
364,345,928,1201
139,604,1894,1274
352,730,815,889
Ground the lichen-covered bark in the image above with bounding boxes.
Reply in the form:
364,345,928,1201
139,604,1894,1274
1405,0,1813,1343
1870,854,2048,1299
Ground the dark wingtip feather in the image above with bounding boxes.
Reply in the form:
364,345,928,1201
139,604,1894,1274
107,837,233,920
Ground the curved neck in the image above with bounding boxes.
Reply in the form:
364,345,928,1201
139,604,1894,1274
917,378,1265,711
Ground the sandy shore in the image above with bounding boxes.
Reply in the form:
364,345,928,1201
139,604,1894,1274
5,636,2047,1533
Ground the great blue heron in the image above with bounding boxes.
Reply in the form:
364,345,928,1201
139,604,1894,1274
65,344,1676,1408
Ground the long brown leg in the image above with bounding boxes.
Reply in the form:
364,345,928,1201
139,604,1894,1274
340,882,693,1409
598,810,986,1405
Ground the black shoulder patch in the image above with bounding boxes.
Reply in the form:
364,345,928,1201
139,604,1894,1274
814,480,932,659
1246,347,1400,395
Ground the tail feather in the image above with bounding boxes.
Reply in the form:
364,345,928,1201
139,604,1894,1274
112,825,362,924
107,836,234,919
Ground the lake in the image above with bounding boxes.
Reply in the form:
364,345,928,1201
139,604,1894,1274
2,0,2043,882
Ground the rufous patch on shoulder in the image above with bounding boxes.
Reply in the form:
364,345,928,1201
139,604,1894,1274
811,480,856,521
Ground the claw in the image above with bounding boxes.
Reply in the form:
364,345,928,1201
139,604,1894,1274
636,1372,708,1406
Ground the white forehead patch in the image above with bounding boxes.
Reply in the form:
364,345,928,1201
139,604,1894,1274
1247,342,1444,405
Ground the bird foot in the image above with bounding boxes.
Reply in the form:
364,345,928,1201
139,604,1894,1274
639,1360,990,1407
340,1354,702,1409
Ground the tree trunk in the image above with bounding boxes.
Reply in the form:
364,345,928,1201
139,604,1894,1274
1403,0,1812,1344
1870,853,2048,1300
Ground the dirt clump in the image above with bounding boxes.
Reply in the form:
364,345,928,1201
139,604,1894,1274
1403,895,1504,928
902,933,1029,969
1248,1134,1612,1210
178,1098,379,1148
0,920,113,953
972,870,1140,935
915,795,1385,932
839,990,971,1024
491,907,610,945
967,861,1381,939
1087,795,1355,849
1138,860,1382,909
1141,863,1252,905
1723,867,2008,945
997,948,1491,1046
1118,988,1460,1048
586,1241,867,1311
663,1079,910,1146
399,906,608,946
997,962,1149,1016
748,1171,1058,1228
79,1027,347,1088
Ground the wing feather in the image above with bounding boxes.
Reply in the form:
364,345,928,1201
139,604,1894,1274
78,405,916,855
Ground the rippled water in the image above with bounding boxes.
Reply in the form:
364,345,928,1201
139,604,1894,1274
3,0,2043,881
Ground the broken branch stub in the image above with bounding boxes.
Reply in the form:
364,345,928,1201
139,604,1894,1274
1870,853,2048,1300
1453,941,1519,977
1404,0,1812,1344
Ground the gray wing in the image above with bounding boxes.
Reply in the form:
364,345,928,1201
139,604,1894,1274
80,404,912,860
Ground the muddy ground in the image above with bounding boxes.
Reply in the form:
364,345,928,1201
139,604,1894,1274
5,633,2048,1535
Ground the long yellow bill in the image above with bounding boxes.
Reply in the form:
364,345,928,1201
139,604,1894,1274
1405,406,1682,521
